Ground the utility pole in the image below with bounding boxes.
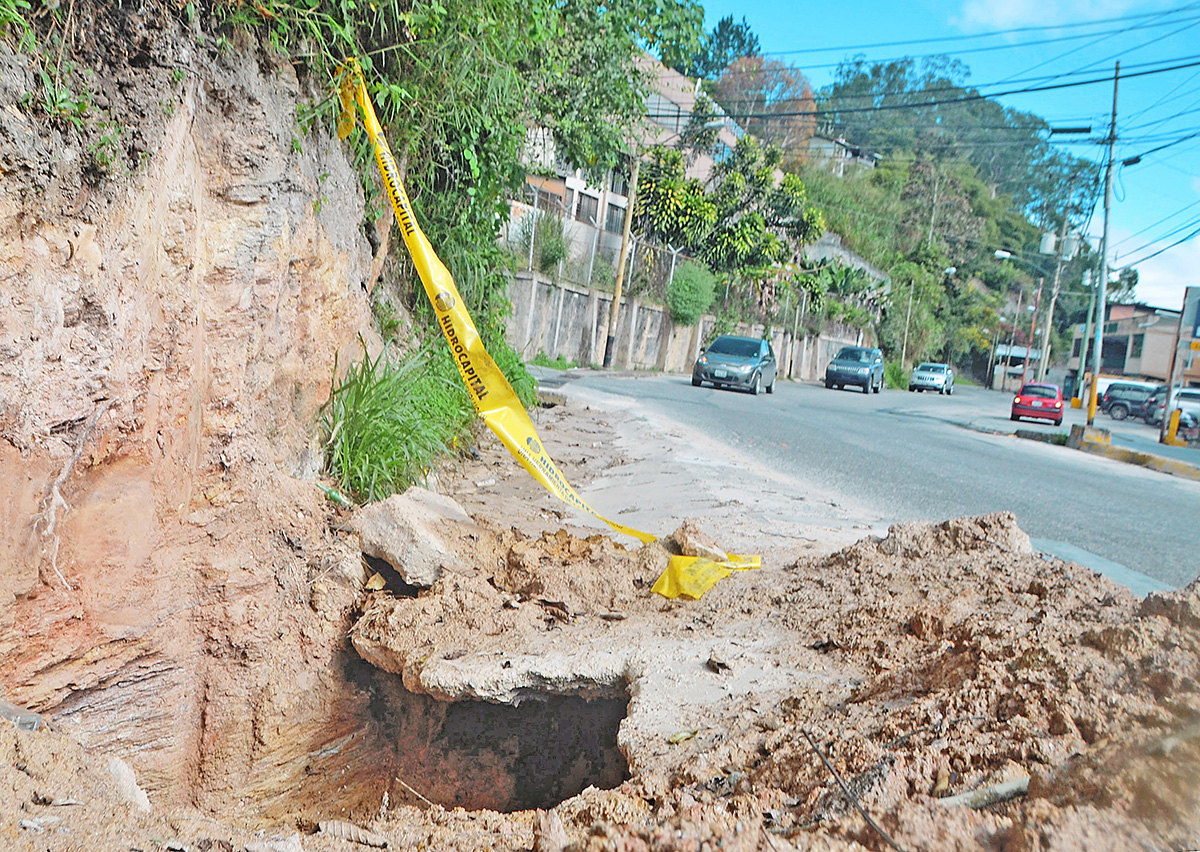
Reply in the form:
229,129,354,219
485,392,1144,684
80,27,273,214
1088,61,1119,426
987,316,1006,389
1075,269,1095,403
1037,212,1073,382
1002,290,1023,393
1021,278,1043,386
603,158,640,368
900,281,914,368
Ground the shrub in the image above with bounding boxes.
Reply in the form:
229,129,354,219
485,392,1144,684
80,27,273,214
666,261,716,325
513,210,569,275
884,360,907,389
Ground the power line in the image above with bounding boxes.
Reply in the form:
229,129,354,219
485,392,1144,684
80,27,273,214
1122,222,1200,265
704,58,1200,120
988,5,1200,86
751,2,1200,57
1110,200,1200,247
710,14,1200,78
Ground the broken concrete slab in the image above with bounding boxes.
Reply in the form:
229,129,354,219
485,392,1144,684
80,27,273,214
351,487,474,588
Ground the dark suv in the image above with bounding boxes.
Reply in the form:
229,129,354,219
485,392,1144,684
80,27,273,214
824,346,885,394
1100,382,1157,421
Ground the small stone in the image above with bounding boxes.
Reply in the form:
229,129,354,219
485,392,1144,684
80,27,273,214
671,519,727,563
532,808,568,852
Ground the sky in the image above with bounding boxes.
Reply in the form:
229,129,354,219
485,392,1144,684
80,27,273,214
700,0,1200,311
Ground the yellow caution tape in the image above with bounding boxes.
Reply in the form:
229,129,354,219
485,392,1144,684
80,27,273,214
336,60,761,598
337,60,655,545
651,554,761,600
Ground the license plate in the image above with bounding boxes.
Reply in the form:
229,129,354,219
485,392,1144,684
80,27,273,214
714,369,728,378
1032,400,1043,407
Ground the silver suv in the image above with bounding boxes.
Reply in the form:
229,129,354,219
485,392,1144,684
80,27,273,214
908,362,954,394
825,346,885,394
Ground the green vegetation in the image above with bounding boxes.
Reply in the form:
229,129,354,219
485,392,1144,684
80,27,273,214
512,211,570,276
322,343,477,503
530,352,577,370
665,261,716,325
198,0,700,502
634,134,823,323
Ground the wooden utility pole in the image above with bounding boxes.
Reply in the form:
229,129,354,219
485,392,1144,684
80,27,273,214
1037,211,1073,382
603,158,640,368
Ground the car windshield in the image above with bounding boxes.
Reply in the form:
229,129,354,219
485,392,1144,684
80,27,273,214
1020,384,1057,399
835,347,872,363
707,337,761,358
917,363,945,373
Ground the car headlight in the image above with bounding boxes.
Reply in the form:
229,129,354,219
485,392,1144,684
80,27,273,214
698,355,707,365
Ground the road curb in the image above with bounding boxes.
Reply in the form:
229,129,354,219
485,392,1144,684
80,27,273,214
1003,427,1200,481
1074,440,1200,481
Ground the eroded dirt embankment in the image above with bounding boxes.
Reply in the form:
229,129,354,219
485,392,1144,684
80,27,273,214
0,7,392,818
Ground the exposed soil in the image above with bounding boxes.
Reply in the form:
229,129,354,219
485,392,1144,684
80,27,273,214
3,395,1199,852
0,6,1197,852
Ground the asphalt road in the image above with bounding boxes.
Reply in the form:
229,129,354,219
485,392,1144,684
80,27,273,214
560,373,1200,590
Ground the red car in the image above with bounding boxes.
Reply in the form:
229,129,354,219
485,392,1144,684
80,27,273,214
1011,382,1064,426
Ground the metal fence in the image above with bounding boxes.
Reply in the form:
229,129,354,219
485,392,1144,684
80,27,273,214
503,199,693,300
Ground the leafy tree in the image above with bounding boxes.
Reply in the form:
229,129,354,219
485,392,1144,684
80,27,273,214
709,56,815,151
677,14,759,80
633,146,717,247
702,136,824,276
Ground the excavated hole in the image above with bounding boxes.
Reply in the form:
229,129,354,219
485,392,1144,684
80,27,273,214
343,658,629,813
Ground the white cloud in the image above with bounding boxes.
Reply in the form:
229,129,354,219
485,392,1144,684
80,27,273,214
953,0,1169,32
1135,237,1200,310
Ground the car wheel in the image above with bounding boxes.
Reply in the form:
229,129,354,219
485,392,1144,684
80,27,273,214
1054,418,1063,426
1110,403,1128,420
751,373,762,395
825,380,833,389
947,384,954,395
766,374,775,394
862,381,871,394
691,376,701,387
908,386,915,392
1011,413,1020,422
873,376,882,393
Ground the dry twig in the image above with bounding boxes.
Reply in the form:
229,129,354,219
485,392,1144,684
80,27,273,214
802,728,908,852
394,776,435,809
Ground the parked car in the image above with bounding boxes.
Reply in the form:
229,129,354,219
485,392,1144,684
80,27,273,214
1144,386,1200,426
824,346,885,394
908,362,954,394
691,335,777,394
1179,411,1200,442
1011,382,1064,426
1100,381,1158,420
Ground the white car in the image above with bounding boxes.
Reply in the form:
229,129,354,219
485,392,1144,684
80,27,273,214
1145,386,1200,426
908,362,954,394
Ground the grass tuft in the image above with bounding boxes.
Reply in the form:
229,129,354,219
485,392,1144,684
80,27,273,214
322,342,476,503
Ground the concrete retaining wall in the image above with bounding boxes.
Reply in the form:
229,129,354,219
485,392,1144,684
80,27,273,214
507,271,861,379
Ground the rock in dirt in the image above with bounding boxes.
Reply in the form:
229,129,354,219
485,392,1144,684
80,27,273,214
351,488,473,588
245,835,305,852
670,518,728,563
106,755,150,812
531,808,568,852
